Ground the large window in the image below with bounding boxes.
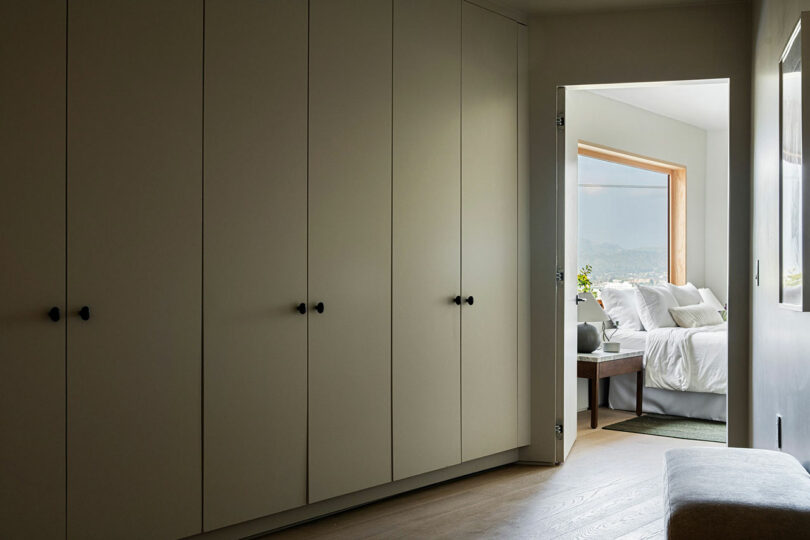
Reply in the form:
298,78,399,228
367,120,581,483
577,142,686,293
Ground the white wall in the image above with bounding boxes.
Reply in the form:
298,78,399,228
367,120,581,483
567,91,729,411
569,90,711,287
704,129,730,304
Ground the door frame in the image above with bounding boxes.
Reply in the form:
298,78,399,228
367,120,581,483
554,86,568,462
554,82,734,463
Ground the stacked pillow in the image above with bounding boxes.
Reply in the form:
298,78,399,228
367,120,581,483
666,282,702,306
665,283,724,327
635,284,680,329
600,282,724,330
668,303,724,328
600,287,644,331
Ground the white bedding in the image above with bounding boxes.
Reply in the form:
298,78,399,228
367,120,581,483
607,323,727,395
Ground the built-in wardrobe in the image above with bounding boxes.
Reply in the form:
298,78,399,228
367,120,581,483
0,0,530,538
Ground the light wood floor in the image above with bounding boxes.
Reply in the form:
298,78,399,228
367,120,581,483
267,408,723,539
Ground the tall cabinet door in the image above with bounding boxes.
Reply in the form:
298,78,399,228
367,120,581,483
309,0,392,502
392,0,461,481
67,2,202,538
203,0,308,530
0,2,65,537
461,2,518,462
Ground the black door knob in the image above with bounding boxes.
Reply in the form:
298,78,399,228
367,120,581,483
454,295,461,305
48,307,60,322
79,306,90,321
575,296,586,304
315,302,324,314
297,302,307,314
465,296,474,305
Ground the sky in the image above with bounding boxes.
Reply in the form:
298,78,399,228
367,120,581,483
578,155,668,250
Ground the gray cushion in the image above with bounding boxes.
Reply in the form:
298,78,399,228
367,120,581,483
664,447,810,539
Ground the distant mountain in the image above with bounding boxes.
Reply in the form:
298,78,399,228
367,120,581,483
578,238,667,283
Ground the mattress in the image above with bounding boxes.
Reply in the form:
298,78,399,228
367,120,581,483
609,373,727,421
604,327,648,352
604,327,727,422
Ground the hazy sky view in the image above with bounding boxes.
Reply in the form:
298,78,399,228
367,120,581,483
578,155,668,251
578,155,669,288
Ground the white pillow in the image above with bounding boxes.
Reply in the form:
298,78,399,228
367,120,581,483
666,282,702,306
668,304,724,328
600,287,643,331
635,285,679,330
698,287,725,311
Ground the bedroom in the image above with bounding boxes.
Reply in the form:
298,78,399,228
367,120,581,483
13,1,810,538
568,81,730,444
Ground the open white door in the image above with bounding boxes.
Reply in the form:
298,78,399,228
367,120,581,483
555,86,579,462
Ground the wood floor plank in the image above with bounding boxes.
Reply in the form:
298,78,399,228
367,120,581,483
268,409,722,539
616,517,666,540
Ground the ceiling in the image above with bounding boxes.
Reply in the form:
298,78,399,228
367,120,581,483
583,81,729,131
493,0,725,15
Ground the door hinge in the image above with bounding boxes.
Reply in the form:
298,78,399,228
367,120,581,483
555,115,565,127
555,424,563,440
555,270,564,282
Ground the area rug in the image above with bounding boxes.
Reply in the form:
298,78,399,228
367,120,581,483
603,413,726,443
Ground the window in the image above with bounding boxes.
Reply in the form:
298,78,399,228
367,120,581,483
577,142,686,293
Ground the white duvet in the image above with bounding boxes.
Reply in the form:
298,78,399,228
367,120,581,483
643,323,727,394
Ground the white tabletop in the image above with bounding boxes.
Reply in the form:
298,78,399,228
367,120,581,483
577,348,644,363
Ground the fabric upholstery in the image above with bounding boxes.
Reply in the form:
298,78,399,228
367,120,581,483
664,447,810,539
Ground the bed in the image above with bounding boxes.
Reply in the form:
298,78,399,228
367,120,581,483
600,283,727,422
606,326,727,421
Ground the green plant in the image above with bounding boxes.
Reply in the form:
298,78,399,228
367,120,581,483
784,271,802,288
578,264,593,294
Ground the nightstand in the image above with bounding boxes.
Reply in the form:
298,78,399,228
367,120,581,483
577,349,644,428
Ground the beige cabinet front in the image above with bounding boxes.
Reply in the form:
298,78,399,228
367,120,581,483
392,0,462,481
203,0,309,530
460,1,519,462
308,0,393,502
0,1,66,537
66,1,203,538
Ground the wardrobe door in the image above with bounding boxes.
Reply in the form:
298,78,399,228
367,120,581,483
392,0,461,481
309,0,392,502
0,2,65,537
460,2,518,462
517,23,531,447
67,2,202,538
203,0,308,530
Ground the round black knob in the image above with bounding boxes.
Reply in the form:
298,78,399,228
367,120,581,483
465,296,474,305
315,302,324,314
454,296,462,305
48,307,60,322
79,306,90,321
297,303,307,314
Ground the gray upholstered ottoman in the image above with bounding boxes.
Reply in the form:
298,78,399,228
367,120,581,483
664,447,810,539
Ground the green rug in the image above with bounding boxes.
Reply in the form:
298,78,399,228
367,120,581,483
603,413,726,443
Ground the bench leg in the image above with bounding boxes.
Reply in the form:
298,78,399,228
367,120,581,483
636,370,643,416
590,377,598,428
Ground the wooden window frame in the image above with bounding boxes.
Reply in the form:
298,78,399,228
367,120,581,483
577,141,687,285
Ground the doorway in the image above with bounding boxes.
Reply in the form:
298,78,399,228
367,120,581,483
556,80,731,460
